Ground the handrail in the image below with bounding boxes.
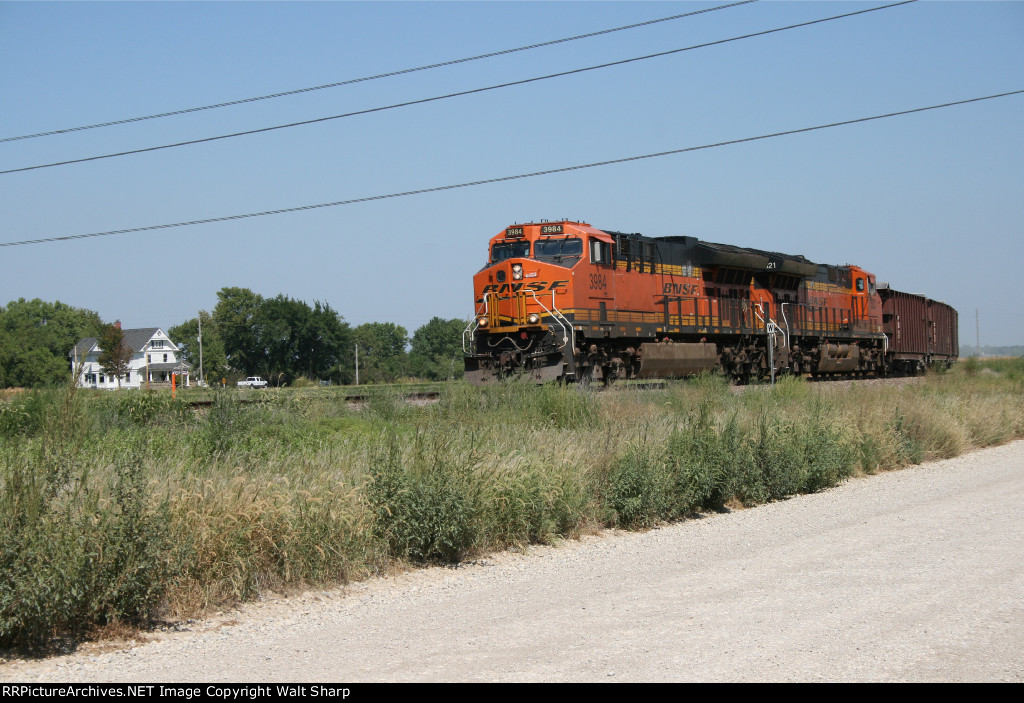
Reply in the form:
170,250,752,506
462,292,493,354
754,302,785,385
780,302,791,349
753,303,782,346
526,288,572,350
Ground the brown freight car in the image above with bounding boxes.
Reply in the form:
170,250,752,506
879,287,959,374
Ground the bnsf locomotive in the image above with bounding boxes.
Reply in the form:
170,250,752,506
464,220,958,384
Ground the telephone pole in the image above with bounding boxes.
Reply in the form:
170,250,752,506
198,312,204,386
975,308,980,358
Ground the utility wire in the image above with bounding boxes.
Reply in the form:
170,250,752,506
1,0,917,176
2,88,1019,249
0,1,757,144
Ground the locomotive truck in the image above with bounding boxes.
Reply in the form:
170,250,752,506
463,220,957,384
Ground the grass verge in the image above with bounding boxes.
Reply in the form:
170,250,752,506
2,359,1022,650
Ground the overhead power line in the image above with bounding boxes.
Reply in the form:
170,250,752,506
0,1,757,144
0,0,918,176
2,88,1019,249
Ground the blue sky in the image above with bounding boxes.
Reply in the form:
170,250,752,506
1,0,1021,345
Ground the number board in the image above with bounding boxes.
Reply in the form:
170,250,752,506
540,224,564,235
506,227,525,238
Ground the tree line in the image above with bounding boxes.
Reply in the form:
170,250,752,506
0,289,466,388
0,298,105,388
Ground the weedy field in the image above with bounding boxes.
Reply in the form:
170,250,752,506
2,359,1022,650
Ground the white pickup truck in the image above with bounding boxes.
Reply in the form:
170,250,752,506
237,376,268,389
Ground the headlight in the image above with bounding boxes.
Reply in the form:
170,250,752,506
527,313,540,325
477,316,489,329
511,263,523,280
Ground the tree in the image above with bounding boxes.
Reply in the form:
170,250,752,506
212,287,264,375
353,322,409,383
209,288,351,384
299,301,351,382
409,317,466,380
97,324,133,388
0,298,104,387
168,311,228,385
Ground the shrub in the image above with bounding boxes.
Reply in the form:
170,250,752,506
202,392,254,455
0,390,57,438
0,446,171,650
751,411,805,501
482,457,588,545
800,407,856,492
366,436,477,563
606,443,674,528
666,404,738,512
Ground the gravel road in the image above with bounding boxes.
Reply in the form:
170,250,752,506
3,440,1022,682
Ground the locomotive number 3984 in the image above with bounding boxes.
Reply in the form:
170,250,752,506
589,273,608,293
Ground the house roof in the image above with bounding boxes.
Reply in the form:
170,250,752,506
70,327,178,358
147,361,193,372
72,338,98,360
122,328,164,352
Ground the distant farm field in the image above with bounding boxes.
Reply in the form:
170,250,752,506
2,359,1023,650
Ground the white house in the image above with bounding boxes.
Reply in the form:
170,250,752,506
71,326,192,390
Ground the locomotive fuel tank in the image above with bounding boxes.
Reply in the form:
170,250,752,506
636,342,719,378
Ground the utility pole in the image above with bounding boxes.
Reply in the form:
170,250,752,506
355,343,359,386
975,308,980,358
198,312,205,386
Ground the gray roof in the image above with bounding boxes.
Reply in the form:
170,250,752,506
123,328,163,352
72,337,97,360
146,361,193,372
70,327,178,359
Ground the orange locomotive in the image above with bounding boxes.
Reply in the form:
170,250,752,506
463,220,957,384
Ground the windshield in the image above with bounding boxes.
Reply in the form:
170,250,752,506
491,241,530,263
535,237,583,258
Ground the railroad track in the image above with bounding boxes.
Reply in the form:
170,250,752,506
184,390,441,408
182,373,924,408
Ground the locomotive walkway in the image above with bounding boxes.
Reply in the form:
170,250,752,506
3,440,1022,682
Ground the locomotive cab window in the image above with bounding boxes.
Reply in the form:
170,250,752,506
590,239,612,265
535,237,583,259
856,278,865,293
490,241,530,263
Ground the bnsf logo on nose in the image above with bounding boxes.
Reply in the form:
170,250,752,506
480,281,568,295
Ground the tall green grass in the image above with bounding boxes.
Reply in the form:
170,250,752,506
2,359,1022,650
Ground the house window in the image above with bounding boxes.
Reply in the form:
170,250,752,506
151,340,165,349
163,353,168,363
147,354,151,363
125,371,131,382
